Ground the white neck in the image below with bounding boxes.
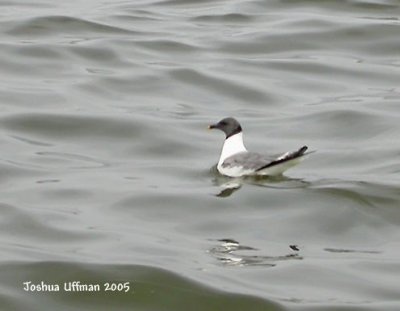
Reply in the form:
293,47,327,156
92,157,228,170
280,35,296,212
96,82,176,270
218,132,247,166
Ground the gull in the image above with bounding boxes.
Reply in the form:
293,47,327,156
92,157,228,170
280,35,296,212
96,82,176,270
208,117,311,177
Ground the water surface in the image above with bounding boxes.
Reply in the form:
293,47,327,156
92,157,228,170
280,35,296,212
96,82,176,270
1,0,400,310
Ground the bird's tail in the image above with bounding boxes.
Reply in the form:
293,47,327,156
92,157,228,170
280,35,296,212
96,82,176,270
255,145,311,172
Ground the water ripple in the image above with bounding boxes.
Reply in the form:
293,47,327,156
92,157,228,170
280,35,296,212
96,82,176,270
4,15,136,37
1,0,400,309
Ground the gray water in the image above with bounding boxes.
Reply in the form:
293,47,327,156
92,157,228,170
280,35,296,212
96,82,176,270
1,0,400,310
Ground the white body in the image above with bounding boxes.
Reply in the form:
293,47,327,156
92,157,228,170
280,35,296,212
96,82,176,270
216,132,304,177
217,133,247,167
216,133,251,177
255,157,303,176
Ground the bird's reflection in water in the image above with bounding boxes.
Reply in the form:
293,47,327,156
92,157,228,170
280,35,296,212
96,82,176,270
209,239,302,267
211,166,311,197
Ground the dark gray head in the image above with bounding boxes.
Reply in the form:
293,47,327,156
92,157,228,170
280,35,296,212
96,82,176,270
208,117,242,138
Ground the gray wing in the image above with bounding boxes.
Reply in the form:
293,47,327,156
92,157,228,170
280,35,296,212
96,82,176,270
221,152,276,170
221,146,308,171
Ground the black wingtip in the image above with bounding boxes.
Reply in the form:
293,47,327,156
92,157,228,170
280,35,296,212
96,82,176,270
255,145,311,172
299,146,308,155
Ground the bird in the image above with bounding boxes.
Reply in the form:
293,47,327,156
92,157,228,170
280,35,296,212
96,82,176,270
208,117,311,177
